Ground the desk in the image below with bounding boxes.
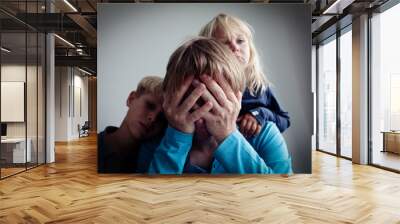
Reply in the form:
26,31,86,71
382,131,400,154
1,138,31,163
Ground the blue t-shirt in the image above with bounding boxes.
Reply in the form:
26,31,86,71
138,122,292,174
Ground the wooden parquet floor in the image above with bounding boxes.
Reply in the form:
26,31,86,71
1,135,400,224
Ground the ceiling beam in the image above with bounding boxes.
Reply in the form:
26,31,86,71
67,13,97,46
55,55,96,72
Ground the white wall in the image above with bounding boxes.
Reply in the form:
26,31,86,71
1,66,26,130
72,72,89,138
1,65,41,137
98,4,312,173
55,67,89,141
55,66,69,141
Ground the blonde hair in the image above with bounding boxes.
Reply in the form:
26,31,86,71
163,37,245,95
136,76,163,99
199,13,268,95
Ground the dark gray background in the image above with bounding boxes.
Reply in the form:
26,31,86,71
98,3,312,173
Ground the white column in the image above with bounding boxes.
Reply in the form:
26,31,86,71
46,33,55,163
45,0,55,163
352,14,369,164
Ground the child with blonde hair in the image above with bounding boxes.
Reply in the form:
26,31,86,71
98,76,166,173
200,13,290,137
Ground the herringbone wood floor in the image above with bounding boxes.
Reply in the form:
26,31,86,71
1,135,400,224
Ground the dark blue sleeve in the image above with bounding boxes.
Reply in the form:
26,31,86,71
243,88,290,133
97,131,137,173
250,107,290,132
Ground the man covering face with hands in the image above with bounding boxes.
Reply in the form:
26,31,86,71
144,37,292,174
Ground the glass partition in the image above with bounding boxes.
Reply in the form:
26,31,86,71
38,32,45,165
317,35,337,155
0,1,46,179
339,28,352,158
371,3,400,171
28,0,40,170
1,31,28,177
27,30,38,169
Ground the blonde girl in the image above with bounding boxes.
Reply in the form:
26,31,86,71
199,13,290,137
